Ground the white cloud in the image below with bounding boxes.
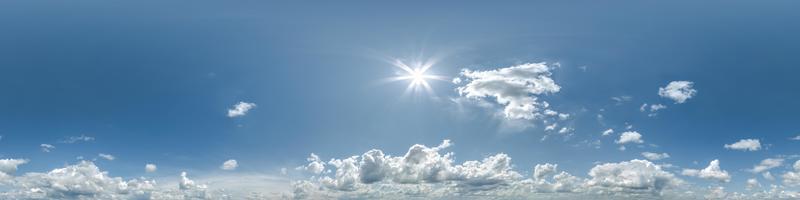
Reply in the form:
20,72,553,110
40,144,55,153
681,159,731,183
641,152,670,161
658,81,697,104
602,129,613,136
611,96,632,105
59,134,95,143
724,139,761,151
0,159,28,175
616,131,644,144
227,101,256,118
747,178,760,190
221,159,238,170
456,62,561,120
298,153,325,174
145,164,157,173
650,104,667,112
98,153,115,161
749,158,783,173
586,159,682,194
790,135,800,141
782,160,800,186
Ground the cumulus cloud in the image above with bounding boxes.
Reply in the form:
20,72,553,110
724,139,761,151
616,131,644,144
749,158,783,173
97,153,115,161
681,160,731,183
221,159,238,170
287,140,702,199
227,101,256,118
455,62,562,120
782,160,800,186
641,152,670,161
658,81,697,104
145,164,157,173
40,144,55,152
586,159,682,194
0,159,28,176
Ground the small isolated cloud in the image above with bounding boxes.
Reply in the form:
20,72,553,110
297,153,325,174
616,131,644,144
641,152,670,161
749,158,783,174
724,139,761,151
682,159,731,183
455,62,562,120
221,159,238,170
59,134,95,144
40,144,55,153
145,164,157,173
658,81,697,104
227,102,256,118
602,129,613,136
98,153,115,161
790,135,800,141
640,103,667,117
611,96,632,105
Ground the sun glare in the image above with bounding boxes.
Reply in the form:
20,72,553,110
385,59,447,97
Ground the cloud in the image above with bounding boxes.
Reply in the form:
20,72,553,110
297,153,325,174
611,95,632,105
724,139,761,151
0,159,28,175
227,101,256,118
602,129,613,136
782,160,800,187
221,159,238,170
98,153,115,161
586,159,682,194
287,140,707,199
790,135,800,141
658,81,697,104
145,164,157,173
455,62,562,120
59,134,95,144
749,158,784,173
39,144,55,152
641,152,670,161
681,159,731,183
616,131,644,144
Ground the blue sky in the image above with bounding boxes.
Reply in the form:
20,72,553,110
1,1,800,199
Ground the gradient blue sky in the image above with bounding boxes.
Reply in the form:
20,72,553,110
1,1,800,199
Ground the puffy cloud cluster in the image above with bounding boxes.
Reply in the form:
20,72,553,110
0,161,239,199
658,81,697,104
724,139,761,151
586,159,681,194
455,63,562,120
782,160,800,186
227,101,256,117
288,140,692,199
681,159,731,183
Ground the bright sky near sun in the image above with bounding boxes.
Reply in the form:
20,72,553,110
1,1,800,199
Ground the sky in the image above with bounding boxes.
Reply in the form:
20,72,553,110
0,1,800,199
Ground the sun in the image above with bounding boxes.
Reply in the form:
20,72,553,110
385,58,447,96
